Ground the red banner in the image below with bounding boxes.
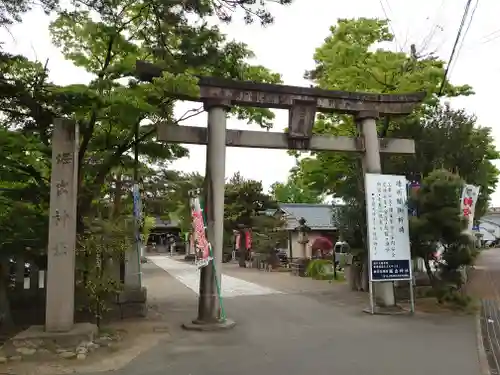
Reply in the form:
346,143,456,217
191,200,210,268
245,230,252,250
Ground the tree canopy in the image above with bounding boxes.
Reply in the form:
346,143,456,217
269,174,324,204
408,169,474,301
0,0,294,242
0,0,295,321
292,18,497,215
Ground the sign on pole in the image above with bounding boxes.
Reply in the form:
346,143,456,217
365,174,412,282
132,184,142,229
406,181,420,217
132,183,143,261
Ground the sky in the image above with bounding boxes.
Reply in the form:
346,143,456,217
2,0,500,203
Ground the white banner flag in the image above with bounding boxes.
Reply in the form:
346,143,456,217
460,184,480,231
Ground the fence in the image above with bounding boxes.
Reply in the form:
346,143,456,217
2,256,47,326
7,256,46,292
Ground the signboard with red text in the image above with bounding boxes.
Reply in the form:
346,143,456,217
460,184,480,231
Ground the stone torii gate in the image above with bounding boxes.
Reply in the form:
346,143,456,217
136,61,424,327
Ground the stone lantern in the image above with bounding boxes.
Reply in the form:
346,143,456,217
293,217,311,277
296,217,311,258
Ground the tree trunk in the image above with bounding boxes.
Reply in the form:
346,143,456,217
238,249,246,268
112,173,123,218
0,261,13,329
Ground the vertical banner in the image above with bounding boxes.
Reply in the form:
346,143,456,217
132,184,141,226
365,174,412,281
190,196,212,268
406,181,420,217
235,232,241,250
460,184,480,231
132,184,142,256
244,230,252,250
233,230,240,261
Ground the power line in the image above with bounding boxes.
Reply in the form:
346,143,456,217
383,0,394,14
472,29,500,47
476,28,500,43
437,0,473,97
450,27,500,57
378,0,400,51
420,0,446,52
449,0,479,76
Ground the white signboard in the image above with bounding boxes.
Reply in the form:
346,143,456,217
365,173,412,282
460,184,480,231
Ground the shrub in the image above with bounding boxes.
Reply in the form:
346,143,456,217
306,259,336,280
76,217,132,327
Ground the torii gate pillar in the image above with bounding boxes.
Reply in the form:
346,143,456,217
190,100,234,328
357,111,395,306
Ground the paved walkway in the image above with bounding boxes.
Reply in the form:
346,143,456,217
117,256,481,375
148,255,282,298
468,248,500,374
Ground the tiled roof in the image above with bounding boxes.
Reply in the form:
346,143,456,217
278,203,337,231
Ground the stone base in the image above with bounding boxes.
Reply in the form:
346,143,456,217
117,287,147,318
182,318,236,332
118,287,147,304
363,304,412,316
5,323,98,356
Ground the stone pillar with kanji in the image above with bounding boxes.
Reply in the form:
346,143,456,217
45,119,79,332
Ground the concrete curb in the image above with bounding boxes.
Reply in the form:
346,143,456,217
476,312,491,375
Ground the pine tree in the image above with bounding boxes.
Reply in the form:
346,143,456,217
409,169,474,302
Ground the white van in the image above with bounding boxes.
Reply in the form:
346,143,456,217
334,241,350,254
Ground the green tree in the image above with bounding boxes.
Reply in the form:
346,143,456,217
292,17,497,229
296,18,475,200
288,18,493,290
0,0,291,232
143,170,204,231
0,0,293,319
270,175,324,204
0,128,50,325
0,0,57,26
224,172,277,231
409,169,474,304
224,172,283,266
385,104,499,219
305,18,472,100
